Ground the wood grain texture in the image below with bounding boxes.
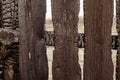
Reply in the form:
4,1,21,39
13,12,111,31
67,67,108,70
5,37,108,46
18,0,48,80
84,0,114,80
52,0,81,80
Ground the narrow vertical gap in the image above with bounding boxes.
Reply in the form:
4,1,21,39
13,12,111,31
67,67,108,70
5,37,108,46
112,0,117,35
46,46,54,80
45,0,53,31
78,0,84,33
78,0,84,80
45,0,54,80
112,0,117,80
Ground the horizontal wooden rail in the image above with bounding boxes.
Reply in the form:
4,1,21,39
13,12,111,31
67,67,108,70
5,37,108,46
0,28,118,49
45,32,118,49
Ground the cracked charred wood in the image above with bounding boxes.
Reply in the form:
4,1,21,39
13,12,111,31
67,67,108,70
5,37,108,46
45,31,55,46
116,0,120,79
0,28,19,80
0,28,19,45
3,42,19,80
0,0,19,79
0,42,19,80
52,0,81,80
84,0,114,80
1,0,18,29
19,0,48,80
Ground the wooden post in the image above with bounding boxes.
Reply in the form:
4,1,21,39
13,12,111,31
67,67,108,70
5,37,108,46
19,0,48,80
52,0,81,80
116,0,120,79
84,0,114,80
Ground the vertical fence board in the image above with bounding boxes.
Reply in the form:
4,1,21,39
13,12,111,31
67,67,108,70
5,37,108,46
84,0,113,80
52,0,81,80
0,0,2,28
116,0,120,79
19,0,48,80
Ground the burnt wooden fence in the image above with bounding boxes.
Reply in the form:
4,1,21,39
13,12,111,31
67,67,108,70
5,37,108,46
0,0,120,80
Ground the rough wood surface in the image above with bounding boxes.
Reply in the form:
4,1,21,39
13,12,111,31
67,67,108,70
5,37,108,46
84,0,114,80
0,0,2,28
52,0,81,80
0,28,19,45
19,0,48,80
3,42,19,80
116,0,120,79
1,0,18,29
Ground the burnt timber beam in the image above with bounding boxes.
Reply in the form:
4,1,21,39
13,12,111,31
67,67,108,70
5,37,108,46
0,29,118,49
45,31,118,49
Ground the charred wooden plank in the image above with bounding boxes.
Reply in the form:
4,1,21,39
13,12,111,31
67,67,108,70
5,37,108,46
18,0,48,80
52,0,81,80
84,0,114,80
116,0,120,79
